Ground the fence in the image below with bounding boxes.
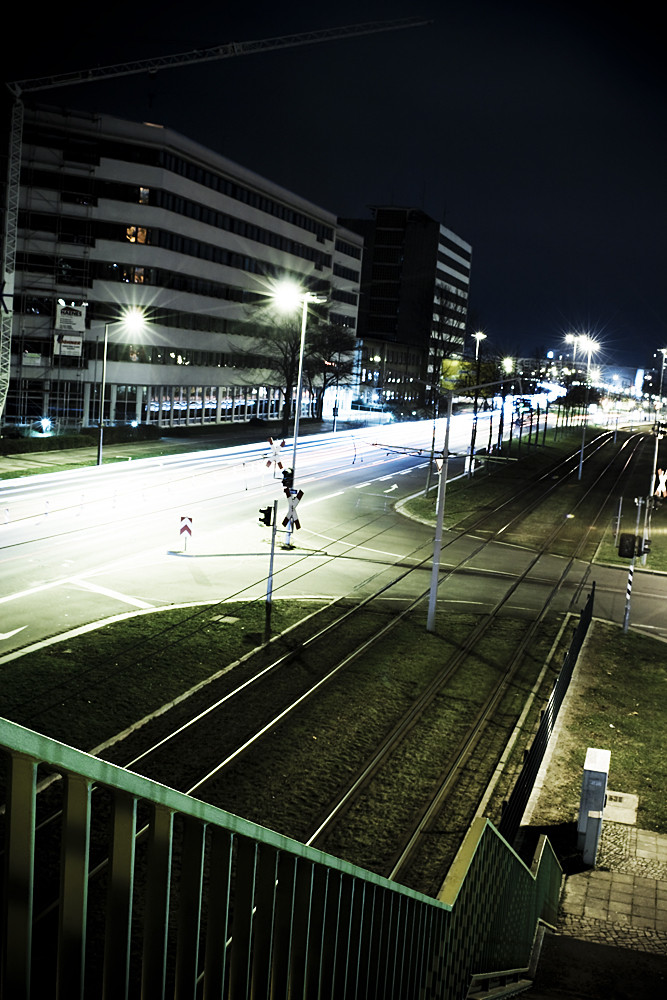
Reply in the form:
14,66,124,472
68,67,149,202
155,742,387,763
498,584,596,845
1,716,561,999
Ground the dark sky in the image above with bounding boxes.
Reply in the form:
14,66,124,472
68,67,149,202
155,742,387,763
6,0,666,370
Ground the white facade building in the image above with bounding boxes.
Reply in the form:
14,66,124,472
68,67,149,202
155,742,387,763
6,104,362,430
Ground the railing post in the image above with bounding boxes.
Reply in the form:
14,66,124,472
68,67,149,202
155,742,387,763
203,828,233,1000
141,804,174,1000
103,791,137,1000
57,772,92,1000
174,816,207,997
3,752,37,1000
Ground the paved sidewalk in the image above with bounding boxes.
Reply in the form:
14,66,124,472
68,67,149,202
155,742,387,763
558,822,667,954
528,823,667,998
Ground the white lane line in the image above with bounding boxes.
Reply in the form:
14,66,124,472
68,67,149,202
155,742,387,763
0,579,63,604
304,529,404,559
0,575,153,610
309,491,345,503
70,578,154,609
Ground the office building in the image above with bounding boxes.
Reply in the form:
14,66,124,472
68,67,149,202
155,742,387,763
3,104,362,430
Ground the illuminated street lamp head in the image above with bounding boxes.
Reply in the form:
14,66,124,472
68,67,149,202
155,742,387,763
120,305,147,333
472,330,486,361
272,280,304,314
271,280,326,313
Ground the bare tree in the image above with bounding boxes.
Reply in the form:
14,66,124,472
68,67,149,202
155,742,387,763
242,316,303,436
304,322,358,419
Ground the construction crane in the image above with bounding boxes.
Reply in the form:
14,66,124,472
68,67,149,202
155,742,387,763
0,18,429,424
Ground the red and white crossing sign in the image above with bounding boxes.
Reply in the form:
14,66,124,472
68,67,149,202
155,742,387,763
266,437,286,469
282,490,304,530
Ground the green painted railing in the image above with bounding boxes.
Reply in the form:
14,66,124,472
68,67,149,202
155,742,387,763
0,717,561,999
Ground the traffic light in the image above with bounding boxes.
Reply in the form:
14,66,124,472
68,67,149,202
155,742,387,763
639,538,651,556
618,533,636,558
282,467,294,491
258,506,272,526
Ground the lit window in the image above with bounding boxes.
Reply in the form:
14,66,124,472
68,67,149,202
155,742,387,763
139,187,150,205
126,226,148,244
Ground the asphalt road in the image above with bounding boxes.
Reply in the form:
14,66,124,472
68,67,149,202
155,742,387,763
1,415,665,660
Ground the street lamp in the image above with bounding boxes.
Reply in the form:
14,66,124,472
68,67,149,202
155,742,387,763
657,348,667,411
565,333,579,370
577,335,599,480
97,306,147,465
469,331,487,476
473,330,486,364
271,279,326,493
472,331,486,398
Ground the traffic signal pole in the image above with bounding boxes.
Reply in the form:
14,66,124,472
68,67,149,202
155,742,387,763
623,497,644,634
265,499,278,641
427,392,453,632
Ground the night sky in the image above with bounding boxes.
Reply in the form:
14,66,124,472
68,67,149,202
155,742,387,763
6,0,665,370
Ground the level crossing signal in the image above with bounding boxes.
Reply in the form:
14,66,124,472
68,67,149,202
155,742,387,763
258,506,273,526
282,467,294,491
618,533,635,558
266,437,286,469
618,533,650,557
283,490,304,530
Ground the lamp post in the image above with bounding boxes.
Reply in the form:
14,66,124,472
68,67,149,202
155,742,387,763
272,281,326,482
642,347,667,560
577,335,598,481
565,333,579,371
97,307,147,465
657,347,667,412
469,331,486,476
272,282,326,544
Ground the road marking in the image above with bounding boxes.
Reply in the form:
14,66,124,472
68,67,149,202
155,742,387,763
0,576,153,610
310,491,344,503
0,580,63,604
70,578,154,609
0,626,27,641
304,529,404,559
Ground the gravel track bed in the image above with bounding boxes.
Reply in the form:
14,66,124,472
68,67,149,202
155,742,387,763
136,614,562,897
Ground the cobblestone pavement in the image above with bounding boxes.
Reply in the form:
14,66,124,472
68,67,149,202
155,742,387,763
556,821,667,955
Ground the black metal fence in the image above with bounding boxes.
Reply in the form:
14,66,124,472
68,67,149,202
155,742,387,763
498,583,596,845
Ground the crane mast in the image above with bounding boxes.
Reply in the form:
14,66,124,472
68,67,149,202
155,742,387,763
0,17,428,423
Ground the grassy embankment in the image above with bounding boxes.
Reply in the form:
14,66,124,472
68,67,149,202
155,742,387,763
2,424,665,831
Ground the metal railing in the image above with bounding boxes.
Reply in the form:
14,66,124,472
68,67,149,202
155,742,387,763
498,584,596,846
1,716,561,999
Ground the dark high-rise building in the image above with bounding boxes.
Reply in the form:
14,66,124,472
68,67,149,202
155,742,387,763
342,207,472,410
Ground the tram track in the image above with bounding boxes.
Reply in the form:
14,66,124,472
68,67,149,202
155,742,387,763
1,428,648,920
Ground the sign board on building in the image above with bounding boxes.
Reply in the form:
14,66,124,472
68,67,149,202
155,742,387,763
56,302,86,332
53,333,83,358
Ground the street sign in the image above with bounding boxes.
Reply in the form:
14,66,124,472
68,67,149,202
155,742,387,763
266,437,286,469
282,489,304,530
180,516,192,550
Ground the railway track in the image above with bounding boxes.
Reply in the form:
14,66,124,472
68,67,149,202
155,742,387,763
1,428,648,921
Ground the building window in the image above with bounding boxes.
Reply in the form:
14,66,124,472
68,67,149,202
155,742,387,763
139,187,150,205
125,226,149,244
